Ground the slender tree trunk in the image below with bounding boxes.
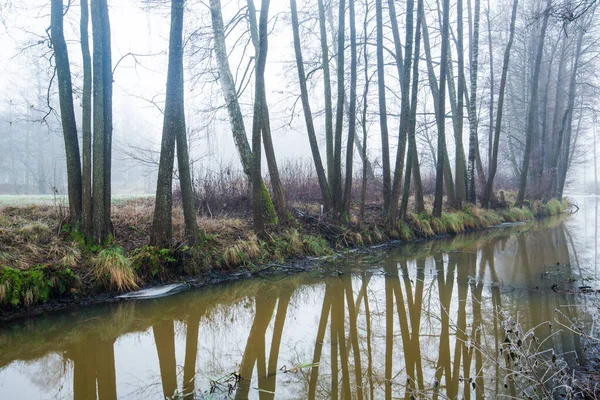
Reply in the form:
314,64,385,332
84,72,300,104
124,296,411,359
400,0,424,219
388,0,413,224
51,0,83,226
421,7,456,206
209,0,276,223
151,0,187,247
90,0,111,243
481,0,518,208
455,0,467,208
100,0,112,235
557,21,588,198
485,0,494,169
342,0,357,215
247,0,290,223
548,38,568,195
80,0,92,237
515,0,550,207
171,0,199,245
595,118,599,194
251,0,271,237
536,36,560,185
289,0,333,211
433,0,450,217
316,0,335,187
359,3,371,225
376,0,392,214
466,0,480,203
332,0,346,217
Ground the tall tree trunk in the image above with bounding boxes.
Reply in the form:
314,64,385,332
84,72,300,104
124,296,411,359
485,0,494,170
556,20,588,198
388,0,413,224
455,0,467,208
548,38,568,195
151,0,187,247
332,0,346,217
251,0,271,237
481,0,518,208
433,0,450,218
208,0,276,223
171,0,199,245
317,0,335,188
51,0,83,226
101,0,113,235
400,0,424,219
466,0,480,203
90,0,111,243
80,0,92,237
595,117,599,194
289,0,333,211
420,7,456,206
359,3,371,225
247,0,290,223
342,0,357,215
376,0,392,214
515,0,550,207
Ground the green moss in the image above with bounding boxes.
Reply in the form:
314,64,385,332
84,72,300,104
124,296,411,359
261,182,278,225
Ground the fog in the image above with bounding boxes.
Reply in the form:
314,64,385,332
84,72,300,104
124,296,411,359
0,0,598,197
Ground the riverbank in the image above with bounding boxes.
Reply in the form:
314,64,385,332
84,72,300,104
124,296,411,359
0,197,570,322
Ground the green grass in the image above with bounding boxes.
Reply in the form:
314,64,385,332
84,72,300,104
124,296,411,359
0,194,153,206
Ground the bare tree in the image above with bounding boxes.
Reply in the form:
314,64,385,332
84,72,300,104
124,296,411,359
247,0,291,223
515,0,551,207
481,0,519,208
151,0,198,247
376,0,392,214
91,0,113,243
342,0,358,215
317,0,334,187
50,0,82,225
467,0,481,203
400,0,425,219
80,0,92,236
289,0,333,211
208,0,277,223
252,0,271,237
433,0,451,217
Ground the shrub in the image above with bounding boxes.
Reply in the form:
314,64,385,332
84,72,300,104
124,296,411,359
0,265,79,307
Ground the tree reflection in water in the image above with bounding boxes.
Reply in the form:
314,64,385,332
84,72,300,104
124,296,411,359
0,215,595,399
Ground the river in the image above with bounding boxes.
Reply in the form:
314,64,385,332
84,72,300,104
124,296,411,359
0,196,598,399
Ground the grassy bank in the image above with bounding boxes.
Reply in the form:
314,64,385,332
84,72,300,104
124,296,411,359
0,197,569,311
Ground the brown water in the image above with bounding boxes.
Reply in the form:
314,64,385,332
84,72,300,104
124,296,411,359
0,196,598,400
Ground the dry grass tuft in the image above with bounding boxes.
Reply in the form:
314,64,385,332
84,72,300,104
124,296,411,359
16,222,52,244
222,235,262,268
93,247,138,292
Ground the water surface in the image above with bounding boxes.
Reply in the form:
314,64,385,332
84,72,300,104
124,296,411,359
1,196,598,399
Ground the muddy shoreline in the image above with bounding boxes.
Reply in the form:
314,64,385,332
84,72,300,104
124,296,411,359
0,242,396,324
0,199,571,324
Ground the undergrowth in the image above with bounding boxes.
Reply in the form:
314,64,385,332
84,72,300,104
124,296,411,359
0,197,568,309
0,265,79,307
